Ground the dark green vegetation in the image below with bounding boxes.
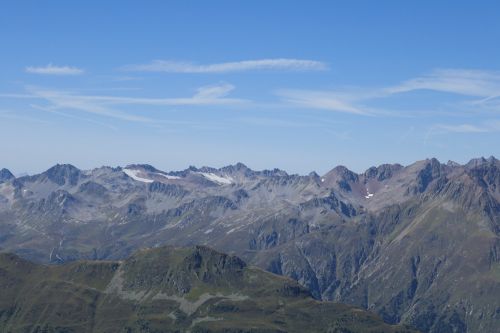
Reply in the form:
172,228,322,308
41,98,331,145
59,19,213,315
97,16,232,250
0,245,417,333
0,157,499,332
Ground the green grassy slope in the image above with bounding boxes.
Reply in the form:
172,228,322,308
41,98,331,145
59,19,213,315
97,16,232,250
0,246,418,333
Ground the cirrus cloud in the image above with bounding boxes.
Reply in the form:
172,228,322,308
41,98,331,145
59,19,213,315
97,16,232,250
385,69,500,97
0,83,247,123
276,89,369,115
25,64,84,75
122,58,328,73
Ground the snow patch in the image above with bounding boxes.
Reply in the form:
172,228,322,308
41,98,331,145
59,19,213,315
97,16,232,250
204,228,213,234
365,187,374,199
197,172,233,185
155,172,181,180
123,168,154,183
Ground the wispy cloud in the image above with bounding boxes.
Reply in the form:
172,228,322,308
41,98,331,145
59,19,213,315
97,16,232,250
431,121,500,134
25,64,84,75
277,68,500,116
276,89,372,115
122,58,328,73
29,104,118,131
433,124,489,133
26,88,152,123
237,116,322,128
386,69,500,98
193,83,234,99
31,83,246,107
1,83,247,123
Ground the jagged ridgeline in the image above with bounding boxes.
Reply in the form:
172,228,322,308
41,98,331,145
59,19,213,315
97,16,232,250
0,157,499,332
0,245,417,333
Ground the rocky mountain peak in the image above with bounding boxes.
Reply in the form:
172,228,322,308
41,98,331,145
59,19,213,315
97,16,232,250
308,171,320,179
464,157,500,196
120,245,247,294
185,245,247,273
124,164,159,173
260,168,289,177
466,156,499,169
43,164,81,186
328,165,358,181
413,158,446,193
364,163,403,181
0,168,15,182
220,162,250,172
321,165,359,192
447,160,461,167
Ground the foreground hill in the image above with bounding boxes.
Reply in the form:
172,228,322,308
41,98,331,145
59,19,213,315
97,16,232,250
0,245,416,333
0,157,499,332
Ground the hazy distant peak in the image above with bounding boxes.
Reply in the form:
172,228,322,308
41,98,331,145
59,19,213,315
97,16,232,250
0,168,15,182
43,164,81,186
323,165,358,181
124,164,160,173
363,163,404,181
466,156,499,168
219,162,250,173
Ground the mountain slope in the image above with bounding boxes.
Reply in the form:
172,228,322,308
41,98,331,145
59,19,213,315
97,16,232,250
0,246,417,333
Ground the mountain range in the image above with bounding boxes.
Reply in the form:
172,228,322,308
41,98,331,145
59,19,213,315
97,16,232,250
0,157,499,332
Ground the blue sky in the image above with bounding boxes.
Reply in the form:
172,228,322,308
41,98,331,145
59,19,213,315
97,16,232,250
1,1,500,175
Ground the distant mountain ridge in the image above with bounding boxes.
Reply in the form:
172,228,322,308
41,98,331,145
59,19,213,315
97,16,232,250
0,157,499,332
